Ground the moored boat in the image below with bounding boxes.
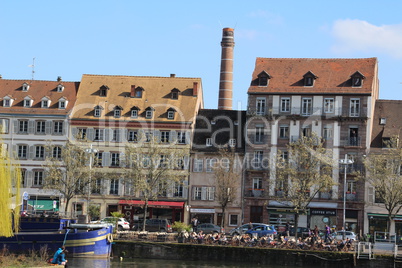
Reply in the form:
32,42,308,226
0,217,113,257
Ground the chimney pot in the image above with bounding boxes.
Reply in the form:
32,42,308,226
193,82,198,96
130,85,136,97
57,76,62,81
170,74,176,78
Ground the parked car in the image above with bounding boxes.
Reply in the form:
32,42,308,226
229,223,267,236
196,223,222,234
133,218,172,232
100,217,130,231
285,227,311,238
334,230,357,241
245,225,277,238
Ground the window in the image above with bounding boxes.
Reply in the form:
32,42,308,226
127,130,138,142
99,85,108,97
281,151,288,161
279,125,289,139
229,138,236,147
305,76,313,86
94,106,103,117
57,84,64,92
193,159,204,172
258,71,270,86
253,177,263,189
59,100,66,109
41,99,49,108
145,108,154,119
3,97,11,107
36,121,45,134
22,83,29,92
352,76,362,87
33,170,43,186
167,110,175,119
0,119,9,133
171,89,180,99
174,181,184,197
206,138,212,147
23,99,31,107
347,181,357,193
77,128,87,140
177,132,186,144
35,145,45,160
161,131,170,143
131,109,138,118
21,169,26,186
256,98,266,115
18,120,28,134
301,98,312,116
17,145,27,159
94,129,104,141
193,186,215,200
253,151,263,168
135,88,143,98
159,155,168,169
53,146,62,159
112,129,120,142
145,131,152,142
350,98,360,117
323,126,333,140
301,126,311,137
53,121,63,135
229,215,238,226
92,179,102,194
324,98,334,113
114,108,121,118
94,152,103,167
206,158,217,172
110,179,119,195
281,98,290,113
111,153,120,167
255,126,264,143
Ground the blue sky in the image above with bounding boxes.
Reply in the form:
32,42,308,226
1,1,402,109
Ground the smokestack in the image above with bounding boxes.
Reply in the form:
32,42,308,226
218,27,234,110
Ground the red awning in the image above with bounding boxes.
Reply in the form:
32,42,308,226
118,200,184,209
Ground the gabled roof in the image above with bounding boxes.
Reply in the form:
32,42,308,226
248,57,378,95
0,79,79,115
71,74,203,123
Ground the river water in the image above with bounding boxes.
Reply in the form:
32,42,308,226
66,258,309,268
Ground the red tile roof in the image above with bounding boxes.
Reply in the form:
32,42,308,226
248,58,378,95
0,79,79,115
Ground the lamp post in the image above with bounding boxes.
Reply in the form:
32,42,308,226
85,144,98,219
339,154,354,240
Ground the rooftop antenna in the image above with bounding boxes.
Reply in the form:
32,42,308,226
28,57,35,81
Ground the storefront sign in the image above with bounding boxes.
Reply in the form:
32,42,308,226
190,208,215,213
310,209,336,216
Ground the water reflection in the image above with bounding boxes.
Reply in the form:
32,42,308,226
66,258,302,268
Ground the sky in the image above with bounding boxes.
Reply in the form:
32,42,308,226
1,1,402,110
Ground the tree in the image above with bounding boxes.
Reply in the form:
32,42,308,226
0,137,21,237
364,137,402,233
275,133,335,238
212,147,241,231
43,140,93,215
124,134,188,231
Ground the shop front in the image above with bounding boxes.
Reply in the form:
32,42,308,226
367,213,402,235
118,200,184,224
189,208,215,225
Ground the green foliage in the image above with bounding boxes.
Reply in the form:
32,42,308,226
88,204,100,221
172,221,191,232
111,211,124,218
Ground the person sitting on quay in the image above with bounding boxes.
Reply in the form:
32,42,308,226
50,246,68,266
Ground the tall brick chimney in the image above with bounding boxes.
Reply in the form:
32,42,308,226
218,27,235,110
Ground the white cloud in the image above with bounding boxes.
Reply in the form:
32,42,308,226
331,19,402,58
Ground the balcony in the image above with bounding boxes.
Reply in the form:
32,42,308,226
341,136,361,147
246,188,266,198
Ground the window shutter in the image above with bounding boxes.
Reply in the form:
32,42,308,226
201,187,207,200
45,121,52,135
28,120,34,134
104,129,110,141
119,152,125,167
118,129,124,142
192,187,196,200
26,170,33,187
71,128,78,140
102,152,110,167
61,121,66,135
12,145,17,157
87,128,94,141
29,146,35,160
368,187,374,204
13,120,19,133
154,130,161,143
182,180,188,199
170,130,177,143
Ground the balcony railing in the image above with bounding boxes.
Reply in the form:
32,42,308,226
341,136,361,147
245,188,266,198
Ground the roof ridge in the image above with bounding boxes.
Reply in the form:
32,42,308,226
256,57,377,61
82,74,201,79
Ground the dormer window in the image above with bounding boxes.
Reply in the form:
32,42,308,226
22,82,30,92
303,71,318,87
131,106,140,118
23,96,33,107
257,71,271,86
351,71,365,87
58,97,68,109
3,96,13,107
99,85,109,97
145,107,155,119
135,87,144,98
94,105,104,117
167,108,176,120
171,88,180,100
41,96,51,108
114,106,123,118
56,84,64,92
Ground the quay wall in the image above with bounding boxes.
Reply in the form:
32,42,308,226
112,241,400,268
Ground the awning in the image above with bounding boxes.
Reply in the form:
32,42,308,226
118,200,184,209
27,200,58,211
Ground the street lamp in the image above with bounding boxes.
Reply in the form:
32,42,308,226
85,144,98,220
339,154,354,240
